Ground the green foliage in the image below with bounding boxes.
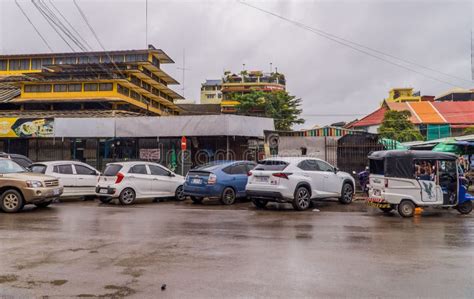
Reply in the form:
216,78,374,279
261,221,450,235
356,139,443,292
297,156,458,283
232,90,304,130
463,126,474,136
378,110,424,142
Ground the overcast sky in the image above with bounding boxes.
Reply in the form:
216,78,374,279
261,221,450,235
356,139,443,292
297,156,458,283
1,0,472,128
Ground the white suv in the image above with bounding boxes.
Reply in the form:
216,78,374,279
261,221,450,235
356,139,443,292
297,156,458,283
246,157,355,210
96,161,185,205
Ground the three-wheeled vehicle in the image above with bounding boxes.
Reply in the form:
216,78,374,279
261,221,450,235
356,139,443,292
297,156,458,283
366,150,474,217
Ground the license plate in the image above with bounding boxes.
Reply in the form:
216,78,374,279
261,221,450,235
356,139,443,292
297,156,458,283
53,189,61,196
255,176,268,183
373,189,381,196
192,178,202,184
99,189,108,194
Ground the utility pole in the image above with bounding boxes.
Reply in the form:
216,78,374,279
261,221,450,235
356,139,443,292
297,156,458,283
176,49,191,98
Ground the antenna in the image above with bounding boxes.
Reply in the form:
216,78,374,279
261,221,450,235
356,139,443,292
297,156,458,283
145,0,148,47
176,48,191,98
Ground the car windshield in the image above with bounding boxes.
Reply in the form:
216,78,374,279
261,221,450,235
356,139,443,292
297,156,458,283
255,160,288,171
103,164,123,176
0,159,26,174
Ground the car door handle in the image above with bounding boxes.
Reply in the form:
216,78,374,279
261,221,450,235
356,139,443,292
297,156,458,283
129,175,135,178
78,178,84,180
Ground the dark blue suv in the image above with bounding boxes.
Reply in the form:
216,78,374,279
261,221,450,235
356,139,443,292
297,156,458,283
183,160,256,205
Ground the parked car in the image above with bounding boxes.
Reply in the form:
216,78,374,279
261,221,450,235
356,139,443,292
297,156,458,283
0,152,33,169
0,158,63,213
29,161,100,198
183,160,257,205
246,157,355,211
96,161,185,205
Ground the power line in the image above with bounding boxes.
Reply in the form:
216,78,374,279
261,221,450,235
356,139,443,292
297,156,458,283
14,0,53,52
72,0,124,77
238,1,468,88
48,0,93,51
31,0,76,52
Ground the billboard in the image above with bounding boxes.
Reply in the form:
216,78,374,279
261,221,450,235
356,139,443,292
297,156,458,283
0,118,54,138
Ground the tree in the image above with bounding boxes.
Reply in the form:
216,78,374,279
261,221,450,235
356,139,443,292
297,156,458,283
378,110,423,142
463,126,474,135
232,90,304,130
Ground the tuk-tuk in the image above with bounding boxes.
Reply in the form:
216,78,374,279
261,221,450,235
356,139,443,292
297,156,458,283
367,150,474,217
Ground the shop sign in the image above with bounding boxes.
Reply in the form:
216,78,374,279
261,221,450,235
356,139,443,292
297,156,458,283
139,148,161,161
0,118,54,138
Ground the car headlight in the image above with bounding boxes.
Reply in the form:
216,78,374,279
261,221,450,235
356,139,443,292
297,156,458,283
26,180,43,188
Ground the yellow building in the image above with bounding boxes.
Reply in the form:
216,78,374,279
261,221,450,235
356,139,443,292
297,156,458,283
200,79,222,104
385,87,422,103
0,45,183,116
220,71,286,113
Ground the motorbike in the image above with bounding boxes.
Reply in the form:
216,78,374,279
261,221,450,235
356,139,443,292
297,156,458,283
353,167,369,195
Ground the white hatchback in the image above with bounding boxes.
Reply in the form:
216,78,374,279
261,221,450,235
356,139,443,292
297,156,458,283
246,157,355,210
29,161,100,198
96,161,185,205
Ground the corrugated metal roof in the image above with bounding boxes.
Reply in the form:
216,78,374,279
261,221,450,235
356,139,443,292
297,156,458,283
434,101,474,124
0,83,20,103
348,107,386,128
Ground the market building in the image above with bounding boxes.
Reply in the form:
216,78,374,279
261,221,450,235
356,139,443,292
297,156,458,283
0,115,274,174
220,70,286,113
0,45,183,116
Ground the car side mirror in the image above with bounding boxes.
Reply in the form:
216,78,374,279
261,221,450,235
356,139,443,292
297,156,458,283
96,172,101,176
334,167,339,173
169,173,175,177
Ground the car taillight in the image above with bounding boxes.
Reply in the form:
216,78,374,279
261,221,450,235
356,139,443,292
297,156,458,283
384,178,388,188
247,171,253,176
115,172,125,184
272,172,292,179
208,173,217,185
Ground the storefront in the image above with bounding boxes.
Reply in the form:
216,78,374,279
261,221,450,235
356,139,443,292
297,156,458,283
0,115,274,174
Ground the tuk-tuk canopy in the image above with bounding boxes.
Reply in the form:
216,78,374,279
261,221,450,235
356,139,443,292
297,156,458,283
432,140,474,155
368,150,457,179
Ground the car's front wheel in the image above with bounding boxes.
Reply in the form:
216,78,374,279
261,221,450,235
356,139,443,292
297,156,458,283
35,201,52,208
175,185,186,201
338,183,354,204
118,188,136,205
0,189,24,213
220,187,236,205
292,186,311,211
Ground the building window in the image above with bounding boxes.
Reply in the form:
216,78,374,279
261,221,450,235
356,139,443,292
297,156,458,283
64,56,76,64
130,90,140,101
99,83,113,91
89,56,99,63
0,60,6,71
84,83,98,91
78,56,89,64
55,57,65,64
68,84,82,92
24,84,52,93
206,94,215,99
117,84,129,96
152,56,159,67
113,55,124,63
42,58,52,66
54,84,67,92
9,59,30,70
31,59,42,70
218,93,222,98
102,55,110,63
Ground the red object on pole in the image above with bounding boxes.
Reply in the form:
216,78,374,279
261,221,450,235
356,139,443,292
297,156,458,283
181,136,187,151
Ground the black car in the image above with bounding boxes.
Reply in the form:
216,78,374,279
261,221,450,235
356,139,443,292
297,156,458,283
0,152,33,168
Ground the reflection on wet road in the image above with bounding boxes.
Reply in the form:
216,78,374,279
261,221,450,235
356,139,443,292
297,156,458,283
0,199,473,298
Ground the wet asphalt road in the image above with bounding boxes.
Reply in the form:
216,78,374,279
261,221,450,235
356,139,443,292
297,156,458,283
0,198,473,298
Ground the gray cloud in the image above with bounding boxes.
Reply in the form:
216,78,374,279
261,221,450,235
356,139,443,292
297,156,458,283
1,0,472,128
